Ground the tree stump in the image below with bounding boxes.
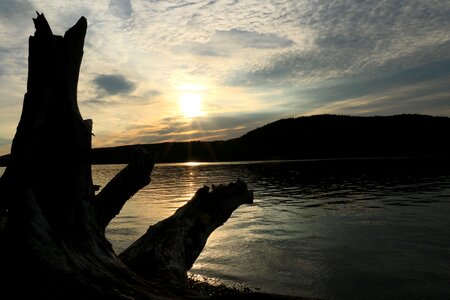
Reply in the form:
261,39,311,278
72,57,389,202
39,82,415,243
0,13,257,300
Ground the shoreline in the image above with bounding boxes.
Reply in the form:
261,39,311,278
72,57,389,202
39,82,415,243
188,274,316,299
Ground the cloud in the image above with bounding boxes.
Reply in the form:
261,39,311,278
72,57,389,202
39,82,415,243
93,74,136,95
166,2,198,11
299,79,450,117
227,49,353,86
82,98,117,106
0,1,35,79
108,111,286,146
174,29,294,57
213,29,294,49
201,0,219,8
300,58,450,105
145,89,162,98
82,87,161,107
0,137,10,148
228,35,450,87
0,49,8,78
192,112,281,132
224,0,450,90
0,0,34,20
109,0,133,19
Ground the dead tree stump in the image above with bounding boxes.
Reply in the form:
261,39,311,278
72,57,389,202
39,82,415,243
0,13,256,300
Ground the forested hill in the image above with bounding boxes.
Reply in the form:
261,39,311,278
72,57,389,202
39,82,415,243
1,114,449,165
90,114,450,164
237,114,450,160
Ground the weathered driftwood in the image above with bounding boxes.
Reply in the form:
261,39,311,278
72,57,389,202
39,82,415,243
0,13,305,300
95,147,155,230
120,181,253,286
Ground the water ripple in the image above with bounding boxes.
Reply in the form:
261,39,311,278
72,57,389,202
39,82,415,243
90,160,450,299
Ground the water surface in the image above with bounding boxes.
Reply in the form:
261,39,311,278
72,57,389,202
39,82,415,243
2,159,450,299
95,159,450,299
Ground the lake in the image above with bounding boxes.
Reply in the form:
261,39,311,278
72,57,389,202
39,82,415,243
1,158,450,299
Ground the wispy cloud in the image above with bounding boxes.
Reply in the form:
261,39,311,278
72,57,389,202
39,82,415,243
98,111,283,146
301,79,450,117
174,29,294,57
166,2,199,11
0,0,449,154
0,0,34,20
0,137,10,148
109,0,133,19
228,1,450,87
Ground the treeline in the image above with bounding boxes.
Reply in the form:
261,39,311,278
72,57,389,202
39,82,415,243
90,114,450,164
238,114,450,160
1,114,450,166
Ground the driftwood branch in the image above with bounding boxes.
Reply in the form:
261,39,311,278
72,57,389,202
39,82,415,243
120,180,253,285
95,147,154,229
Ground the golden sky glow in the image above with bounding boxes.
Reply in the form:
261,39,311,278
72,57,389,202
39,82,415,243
0,1,449,154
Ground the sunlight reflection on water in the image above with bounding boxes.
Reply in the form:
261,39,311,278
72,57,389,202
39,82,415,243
3,160,450,299
94,160,450,299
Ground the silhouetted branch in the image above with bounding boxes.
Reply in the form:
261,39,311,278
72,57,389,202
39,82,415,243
32,12,53,37
120,180,253,285
95,147,154,229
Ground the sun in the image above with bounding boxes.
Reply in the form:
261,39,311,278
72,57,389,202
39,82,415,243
178,92,203,118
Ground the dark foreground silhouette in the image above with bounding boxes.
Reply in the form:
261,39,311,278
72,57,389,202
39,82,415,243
0,13,306,300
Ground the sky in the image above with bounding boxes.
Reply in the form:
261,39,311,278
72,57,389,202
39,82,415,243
0,0,449,154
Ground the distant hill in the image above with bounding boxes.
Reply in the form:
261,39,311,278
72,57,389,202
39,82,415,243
236,114,450,160
1,114,450,166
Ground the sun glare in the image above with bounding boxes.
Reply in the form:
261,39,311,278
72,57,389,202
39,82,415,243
184,161,202,167
178,92,203,118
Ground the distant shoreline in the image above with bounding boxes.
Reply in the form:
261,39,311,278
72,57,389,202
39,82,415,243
1,114,450,167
